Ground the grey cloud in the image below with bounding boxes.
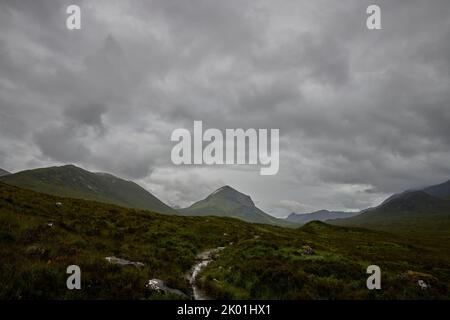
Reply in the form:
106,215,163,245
64,103,107,129
1,0,450,215
34,124,91,163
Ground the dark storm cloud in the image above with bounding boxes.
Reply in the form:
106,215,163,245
1,0,450,214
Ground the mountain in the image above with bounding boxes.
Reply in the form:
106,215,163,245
180,185,291,226
332,191,450,242
0,168,10,177
423,179,450,199
0,164,177,214
286,210,360,224
2,182,449,299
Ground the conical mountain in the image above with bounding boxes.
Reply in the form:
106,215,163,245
180,185,291,226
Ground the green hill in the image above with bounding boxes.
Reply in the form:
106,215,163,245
332,191,450,246
180,186,292,226
1,183,449,299
0,165,177,215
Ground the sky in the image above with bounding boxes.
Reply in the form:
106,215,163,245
1,0,450,217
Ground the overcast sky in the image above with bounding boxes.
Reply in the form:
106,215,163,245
1,0,449,217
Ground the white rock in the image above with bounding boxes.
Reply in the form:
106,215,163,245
418,280,428,290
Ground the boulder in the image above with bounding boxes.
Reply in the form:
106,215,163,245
401,270,439,289
105,256,144,268
302,245,314,255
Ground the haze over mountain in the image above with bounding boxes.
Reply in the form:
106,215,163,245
0,165,177,215
0,168,10,177
286,210,360,224
180,185,291,226
423,180,450,199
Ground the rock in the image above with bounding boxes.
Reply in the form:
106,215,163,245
55,202,63,207
417,280,428,290
26,245,48,258
146,279,188,297
146,279,164,292
105,256,145,268
401,270,439,289
47,222,54,227
302,245,314,255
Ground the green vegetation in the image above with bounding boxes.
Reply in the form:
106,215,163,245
0,183,449,300
0,165,177,215
198,222,450,299
332,191,450,249
180,185,292,227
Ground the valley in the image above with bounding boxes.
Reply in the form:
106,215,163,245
1,182,449,299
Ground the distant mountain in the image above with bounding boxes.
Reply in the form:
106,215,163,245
0,168,10,177
423,180,450,199
180,185,292,226
0,165,177,215
332,191,450,240
286,210,360,224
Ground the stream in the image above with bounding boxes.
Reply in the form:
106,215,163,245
189,247,225,300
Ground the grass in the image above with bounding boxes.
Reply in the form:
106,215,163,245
0,183,449,300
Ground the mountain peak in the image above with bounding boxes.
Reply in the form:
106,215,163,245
0,168,10,177
211,185,234,194
207,185,254,207
180,185,289,226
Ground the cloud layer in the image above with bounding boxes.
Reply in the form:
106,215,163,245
1,0,449,216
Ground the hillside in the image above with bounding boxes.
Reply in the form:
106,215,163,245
423,180,450,199
0,168,10,177
180,186,291,226
332,191,450,246
0,183,449,299
0,165,177,215
286,210,360,224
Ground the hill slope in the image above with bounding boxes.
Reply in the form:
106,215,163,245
180,186,291,226
286,210,360,224
0,168,10,177
423,180,450,199
332,191,450,245
0,183,449,299
0,165,177,214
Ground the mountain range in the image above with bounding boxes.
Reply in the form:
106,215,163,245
0,165,177,215
1,164,450,231
0,165,293,226
286,210,360,224
2,181,448,299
